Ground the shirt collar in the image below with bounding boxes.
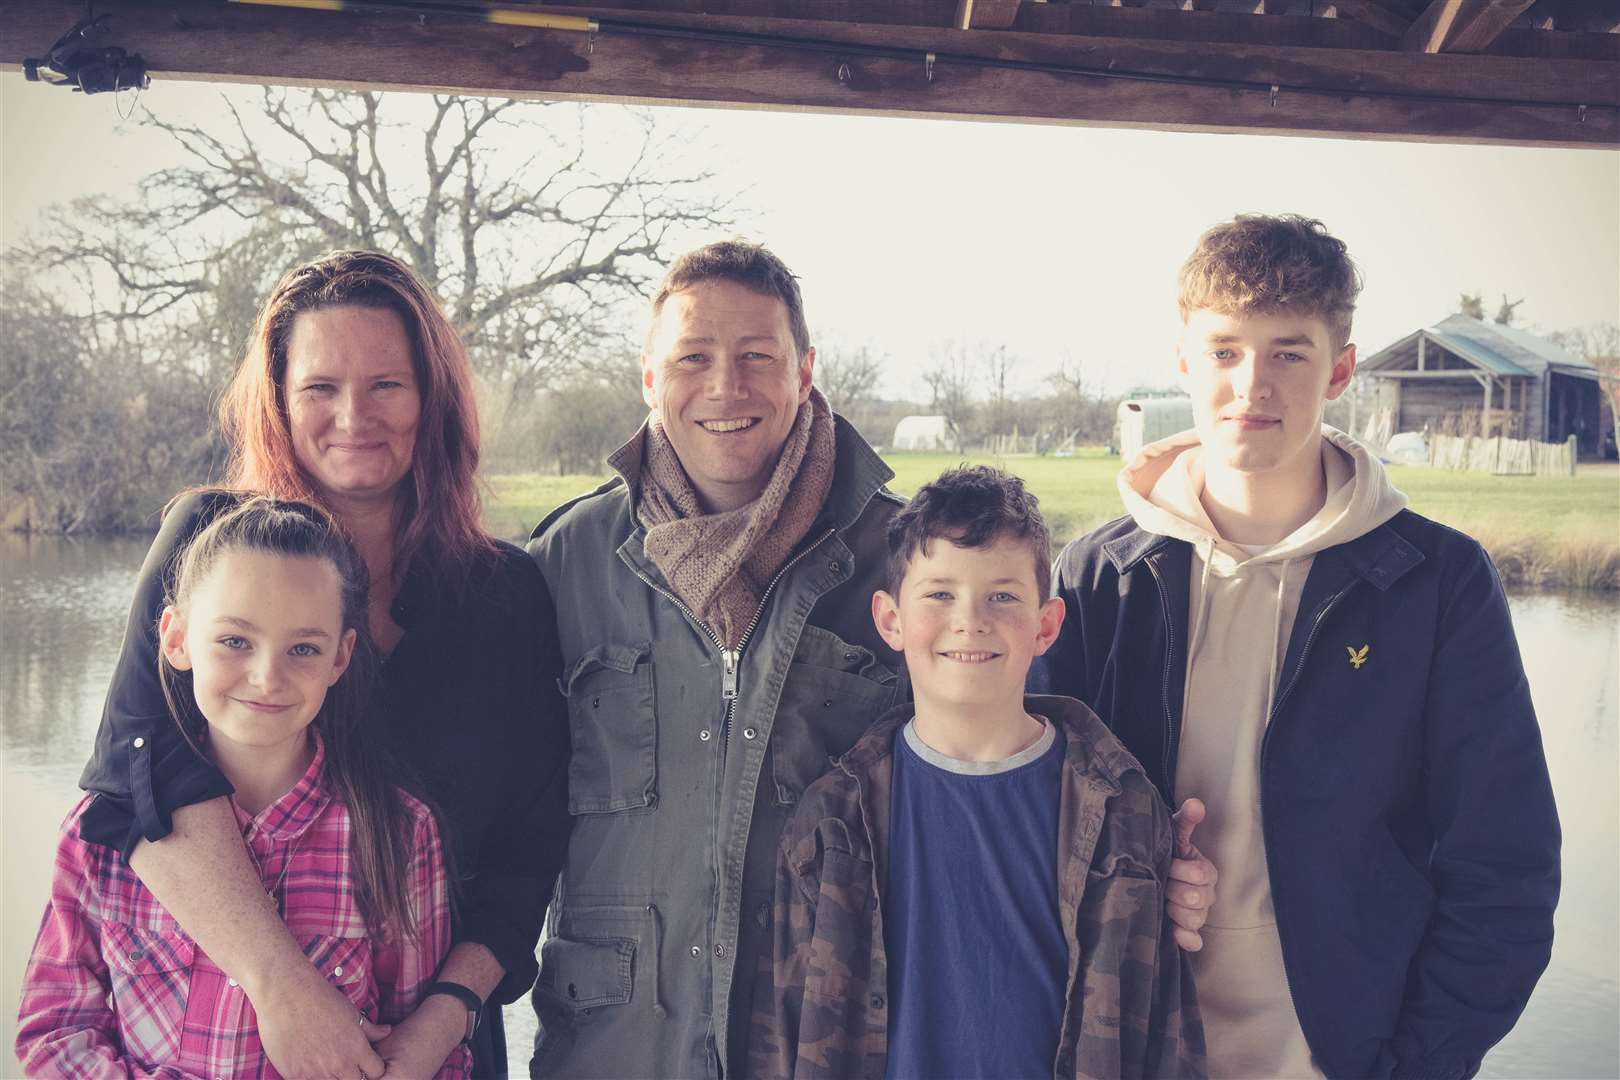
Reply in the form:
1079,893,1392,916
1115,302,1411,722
234,733,334,843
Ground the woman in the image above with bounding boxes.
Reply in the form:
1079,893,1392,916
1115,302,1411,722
78,250,569,1079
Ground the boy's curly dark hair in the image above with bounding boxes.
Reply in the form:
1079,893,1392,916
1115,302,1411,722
886,466,1052,599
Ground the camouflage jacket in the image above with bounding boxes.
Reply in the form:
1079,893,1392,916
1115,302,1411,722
749,694,1205,1079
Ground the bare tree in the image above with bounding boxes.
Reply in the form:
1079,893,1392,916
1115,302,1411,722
982,346,1017,437
815,344,884,417
922,349,977,453
6,86,738,530
26,87,731,419
1043,358,1115,448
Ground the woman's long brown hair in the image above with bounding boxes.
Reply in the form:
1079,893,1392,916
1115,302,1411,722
158,497,424,941
217,250,494,592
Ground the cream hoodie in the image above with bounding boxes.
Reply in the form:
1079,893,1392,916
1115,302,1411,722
1119,426,1408,1079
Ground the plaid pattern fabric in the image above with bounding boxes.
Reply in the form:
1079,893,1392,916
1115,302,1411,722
17,737,470,1080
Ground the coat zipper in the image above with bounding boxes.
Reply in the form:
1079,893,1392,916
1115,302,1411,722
622,527,837,744
1256,578,1358,1042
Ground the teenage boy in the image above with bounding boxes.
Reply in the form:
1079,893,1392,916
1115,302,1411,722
1038,214,1561,1078
751,466,1204,1079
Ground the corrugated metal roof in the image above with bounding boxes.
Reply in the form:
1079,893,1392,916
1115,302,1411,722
1430,314,1594,376
1361,315,1597,378
1425,327,1535,376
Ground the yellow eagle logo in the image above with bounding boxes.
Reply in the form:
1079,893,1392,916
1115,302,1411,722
1347,644,1370,670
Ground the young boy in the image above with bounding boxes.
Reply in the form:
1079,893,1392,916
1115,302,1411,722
750,466,1204,1079
1038,214,1561,1078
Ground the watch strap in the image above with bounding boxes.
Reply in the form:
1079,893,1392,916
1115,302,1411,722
424,981,482,1043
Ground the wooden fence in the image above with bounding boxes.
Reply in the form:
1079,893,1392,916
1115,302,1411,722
1429,433,1578,476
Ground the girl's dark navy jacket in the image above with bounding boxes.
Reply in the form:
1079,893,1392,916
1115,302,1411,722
1033,507,1560,1080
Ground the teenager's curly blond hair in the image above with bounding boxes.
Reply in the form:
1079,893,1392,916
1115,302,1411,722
1178,214,1362,347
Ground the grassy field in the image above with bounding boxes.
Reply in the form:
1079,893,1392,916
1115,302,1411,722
485,451,1620,589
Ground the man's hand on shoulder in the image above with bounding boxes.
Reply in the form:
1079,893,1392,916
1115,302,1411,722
1166,797,1218,952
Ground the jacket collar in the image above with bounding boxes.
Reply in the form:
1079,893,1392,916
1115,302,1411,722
835,694,1144,913
820,413,895,532
1104,511,1424,591
234,734,334,844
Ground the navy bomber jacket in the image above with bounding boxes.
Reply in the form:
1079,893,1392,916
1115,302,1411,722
1032,508,1560,1080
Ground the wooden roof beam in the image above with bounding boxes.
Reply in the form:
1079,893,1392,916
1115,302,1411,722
965,0,1024,31
1331,0,1414,38
1404,0,1539,52
3,0,1613,147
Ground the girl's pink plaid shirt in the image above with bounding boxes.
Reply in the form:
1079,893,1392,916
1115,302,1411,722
16,737,471,1080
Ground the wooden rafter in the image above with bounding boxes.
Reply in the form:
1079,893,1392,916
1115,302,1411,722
1404,0,1539,52
1331,0,1415,37
1,0,1613,146
967,0,1022,31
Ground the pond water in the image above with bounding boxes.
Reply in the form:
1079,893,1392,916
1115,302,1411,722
3,533,1616,1077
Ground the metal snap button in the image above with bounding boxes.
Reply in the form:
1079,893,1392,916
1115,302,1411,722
699,729,711,742
128,949,145,962
742,727,757,740
713,944,726,958
228,978,239,987
132,737,145,749
593,696,601,708
689,945,702,958
828,560,843,574
333,965,343,977
869,993,885,1009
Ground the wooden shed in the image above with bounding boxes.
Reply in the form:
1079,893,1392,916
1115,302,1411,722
1359,314,1604,456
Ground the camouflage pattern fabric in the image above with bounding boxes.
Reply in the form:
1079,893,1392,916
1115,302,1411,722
749,694,1206,1079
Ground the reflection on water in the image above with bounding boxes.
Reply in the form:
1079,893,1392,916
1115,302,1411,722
3,536,1617,1077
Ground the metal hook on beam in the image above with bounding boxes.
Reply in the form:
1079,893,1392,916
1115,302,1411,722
925,51,935,82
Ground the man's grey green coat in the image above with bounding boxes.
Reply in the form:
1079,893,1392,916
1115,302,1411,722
526,416,906,1078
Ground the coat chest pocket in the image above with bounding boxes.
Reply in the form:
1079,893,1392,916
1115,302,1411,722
771,627,901,806
563,643,658,814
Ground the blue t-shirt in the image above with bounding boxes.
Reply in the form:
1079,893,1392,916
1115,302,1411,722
883,717,1068,1080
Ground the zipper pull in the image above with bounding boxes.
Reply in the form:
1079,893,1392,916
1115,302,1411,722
721,649,739,701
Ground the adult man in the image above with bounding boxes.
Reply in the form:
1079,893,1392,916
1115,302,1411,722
527,240,1215,1077
526,241,908,1077
1038,215,1561,1078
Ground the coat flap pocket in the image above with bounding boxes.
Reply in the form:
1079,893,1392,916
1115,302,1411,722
536,935,635,1009
104,923,194,976
792,625,898,685
564,642,652,691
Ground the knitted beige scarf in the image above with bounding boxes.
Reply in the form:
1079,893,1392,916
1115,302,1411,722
637,388,836,648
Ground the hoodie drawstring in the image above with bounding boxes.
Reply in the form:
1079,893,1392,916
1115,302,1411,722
645,904,668,1018
1264,560,1290,721
1186,540,1216,675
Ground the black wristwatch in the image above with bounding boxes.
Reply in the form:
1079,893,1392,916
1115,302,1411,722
424,981,482,1044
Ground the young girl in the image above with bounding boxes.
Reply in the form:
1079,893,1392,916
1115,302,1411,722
17,497,470,1080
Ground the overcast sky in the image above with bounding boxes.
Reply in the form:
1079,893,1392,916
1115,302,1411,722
4,71,1616,398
